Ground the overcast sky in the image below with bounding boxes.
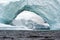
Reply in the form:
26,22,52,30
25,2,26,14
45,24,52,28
13,11,48,25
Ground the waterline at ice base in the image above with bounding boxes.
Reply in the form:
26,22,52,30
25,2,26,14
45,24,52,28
0,0,60,30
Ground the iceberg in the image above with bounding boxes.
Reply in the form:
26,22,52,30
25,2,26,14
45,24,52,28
0,0,60,30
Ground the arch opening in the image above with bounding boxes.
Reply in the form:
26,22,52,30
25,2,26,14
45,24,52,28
12,10,49,30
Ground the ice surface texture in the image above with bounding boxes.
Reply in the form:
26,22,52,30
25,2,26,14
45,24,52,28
0,0,60,30
12,19,50,30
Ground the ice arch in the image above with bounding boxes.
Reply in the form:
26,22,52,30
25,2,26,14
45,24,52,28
0,0,60,30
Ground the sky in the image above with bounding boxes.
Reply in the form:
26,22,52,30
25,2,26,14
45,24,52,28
13,11,49,26
14,11,44,24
